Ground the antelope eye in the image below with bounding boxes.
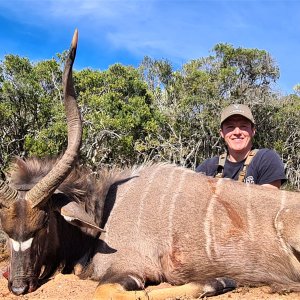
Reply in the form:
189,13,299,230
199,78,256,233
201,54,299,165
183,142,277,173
34,211,49,232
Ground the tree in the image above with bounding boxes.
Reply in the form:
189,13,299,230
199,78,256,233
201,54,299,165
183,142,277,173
0,46,298,190
213,43,280,101
76,64,162,168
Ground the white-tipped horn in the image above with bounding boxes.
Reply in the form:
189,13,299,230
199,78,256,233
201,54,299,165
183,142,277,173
26,29,82,208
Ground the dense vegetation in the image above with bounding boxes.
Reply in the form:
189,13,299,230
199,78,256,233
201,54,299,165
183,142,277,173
0,44,299,190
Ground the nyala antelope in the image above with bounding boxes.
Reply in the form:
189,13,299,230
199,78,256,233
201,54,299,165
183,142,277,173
1,30,300,300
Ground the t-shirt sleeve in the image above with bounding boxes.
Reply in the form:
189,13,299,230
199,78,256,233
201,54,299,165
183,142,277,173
196,157,218,176
196,161,207,174
253,149,286,185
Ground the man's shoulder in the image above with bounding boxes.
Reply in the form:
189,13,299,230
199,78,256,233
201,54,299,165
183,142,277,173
198,156,219,167
253,148,282,161
196,156,219,174
247,148,286,184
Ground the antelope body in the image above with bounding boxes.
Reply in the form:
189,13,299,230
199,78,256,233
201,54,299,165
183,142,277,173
1,31,300,300
91,167,300,299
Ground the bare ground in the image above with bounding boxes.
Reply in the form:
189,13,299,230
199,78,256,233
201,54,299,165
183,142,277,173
0,242,299,300
2,257,300,300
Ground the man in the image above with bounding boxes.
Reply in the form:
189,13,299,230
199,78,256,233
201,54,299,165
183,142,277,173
196,104,286,189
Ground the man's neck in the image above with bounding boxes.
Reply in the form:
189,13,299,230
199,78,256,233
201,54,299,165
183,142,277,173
227,149,252,163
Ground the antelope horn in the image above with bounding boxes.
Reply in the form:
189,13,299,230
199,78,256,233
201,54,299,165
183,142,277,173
26,29,82,208
0,180,18,208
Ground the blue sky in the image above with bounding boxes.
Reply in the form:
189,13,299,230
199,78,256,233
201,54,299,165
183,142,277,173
0,0,299,94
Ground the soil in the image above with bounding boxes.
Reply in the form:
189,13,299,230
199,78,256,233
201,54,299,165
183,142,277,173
1,256,300,300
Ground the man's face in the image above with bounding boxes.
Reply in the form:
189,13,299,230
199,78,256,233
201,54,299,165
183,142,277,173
220,115,255,152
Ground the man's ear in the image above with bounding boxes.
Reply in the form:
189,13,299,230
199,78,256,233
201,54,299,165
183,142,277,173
220,128,225,139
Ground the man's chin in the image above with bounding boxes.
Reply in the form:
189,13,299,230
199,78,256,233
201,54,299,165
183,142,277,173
230,146,247,152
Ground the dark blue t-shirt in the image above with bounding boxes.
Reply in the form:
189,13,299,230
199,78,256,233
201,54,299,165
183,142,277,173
196,149,286,185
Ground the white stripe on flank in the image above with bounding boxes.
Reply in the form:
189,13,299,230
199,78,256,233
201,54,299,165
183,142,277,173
10,238,33,252
204,179,224,261
245,183,255,241
158,167,176,216
279,190,287,211
167,169,188,237
136,167,161,230
274,190,289,253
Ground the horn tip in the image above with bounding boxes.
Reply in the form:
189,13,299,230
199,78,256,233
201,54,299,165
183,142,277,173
71,29,78,50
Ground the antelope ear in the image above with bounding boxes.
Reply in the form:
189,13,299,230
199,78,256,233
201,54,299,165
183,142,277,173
59,201,105,237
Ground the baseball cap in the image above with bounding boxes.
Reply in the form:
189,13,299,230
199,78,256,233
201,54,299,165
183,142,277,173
220,104,255,125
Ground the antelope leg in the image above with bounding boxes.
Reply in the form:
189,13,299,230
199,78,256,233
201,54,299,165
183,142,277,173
93,277,237,300
93,282,203,300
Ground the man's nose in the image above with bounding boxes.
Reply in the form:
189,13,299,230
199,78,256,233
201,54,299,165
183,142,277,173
233,127,241,134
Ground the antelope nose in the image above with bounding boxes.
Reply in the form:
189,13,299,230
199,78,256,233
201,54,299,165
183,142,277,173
11,283,28,295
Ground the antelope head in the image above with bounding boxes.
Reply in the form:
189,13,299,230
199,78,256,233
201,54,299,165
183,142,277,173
0,29,90,295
